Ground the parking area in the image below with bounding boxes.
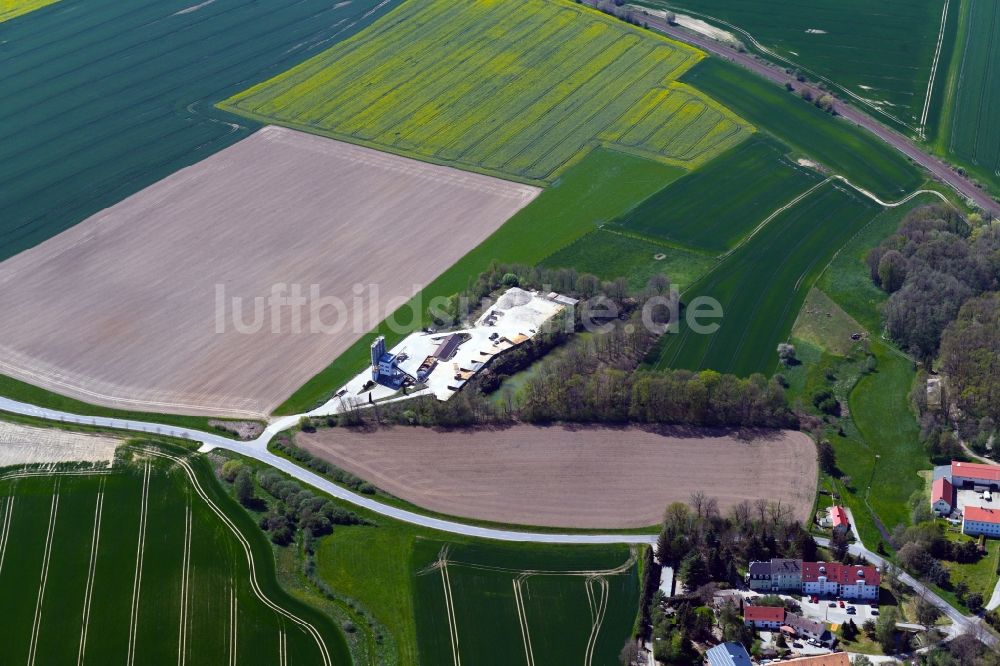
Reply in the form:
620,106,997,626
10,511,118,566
956,488,996,515
795,595,880,625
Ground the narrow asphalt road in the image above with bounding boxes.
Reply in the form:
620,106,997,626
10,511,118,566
600,3,999,216
0,396,656,545
6,395,997,643
815,534,998,648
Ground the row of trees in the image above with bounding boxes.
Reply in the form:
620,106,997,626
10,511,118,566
516,350,795,427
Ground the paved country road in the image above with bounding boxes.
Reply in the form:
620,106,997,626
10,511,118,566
594,2,1000,216
6,395,999,646
0,397,655,545
816,532,999,649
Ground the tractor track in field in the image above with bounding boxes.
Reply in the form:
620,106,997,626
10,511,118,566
77,478,105,666
27,481,60,666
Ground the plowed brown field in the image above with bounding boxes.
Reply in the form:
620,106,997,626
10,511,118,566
0,127,539,418
297,425,817,528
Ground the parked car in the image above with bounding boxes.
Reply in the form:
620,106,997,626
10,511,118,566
872,610,880,616
828,602,837,607
838,600,845,608
792,642,803,649
846,606,857,615
811,596,819,603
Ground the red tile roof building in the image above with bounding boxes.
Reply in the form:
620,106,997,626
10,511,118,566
963,506,1000,537
951,461,1000,486
746,559,881,599
931,477,954,514
801,562,880,600
830,506,849,533
744,605,785,629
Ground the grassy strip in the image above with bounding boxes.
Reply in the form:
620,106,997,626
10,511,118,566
680,58,924,200
0,373,257,438
275,148,683,414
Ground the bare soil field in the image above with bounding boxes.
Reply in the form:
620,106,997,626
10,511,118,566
0,421,119,467
297,425,817,528
0,127,539,418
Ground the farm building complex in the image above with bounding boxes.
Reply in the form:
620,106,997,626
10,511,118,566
930,461,1000,537
747,559,880,600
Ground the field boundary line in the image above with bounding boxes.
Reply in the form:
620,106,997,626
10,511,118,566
77,477,106,666
177,497,192,666
27,479,60,666
0,493,15,578
126,462,151,666
921,0,951,134
136,447,333,666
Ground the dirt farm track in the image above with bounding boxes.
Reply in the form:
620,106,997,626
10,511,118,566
297,425,818,528
0,127,539,418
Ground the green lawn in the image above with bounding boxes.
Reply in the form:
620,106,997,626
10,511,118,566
0,444,347,664
648,181,879,377
939,531,1000,612
277,148,683,414
541,228,716,290
220,0,751,184
609,136,824,254
680,58,924,200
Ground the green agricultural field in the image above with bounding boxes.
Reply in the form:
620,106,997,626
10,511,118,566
641,0,950,133
542,229,716,290
0,446,347,664
941,0,1000,192
412,540,639,666
0,0,59,22
277,148,683,414
681,58,924,200
0,0,399,261
649,181,879,377
221,0,752,185
610,136,824,253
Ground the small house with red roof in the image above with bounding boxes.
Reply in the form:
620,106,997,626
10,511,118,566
963,506,1000,537
830,506,850,535
931,477,954,515
743,604,784,629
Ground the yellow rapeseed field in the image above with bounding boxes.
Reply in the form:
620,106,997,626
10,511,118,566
0,0,59,22
221,0,753,183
